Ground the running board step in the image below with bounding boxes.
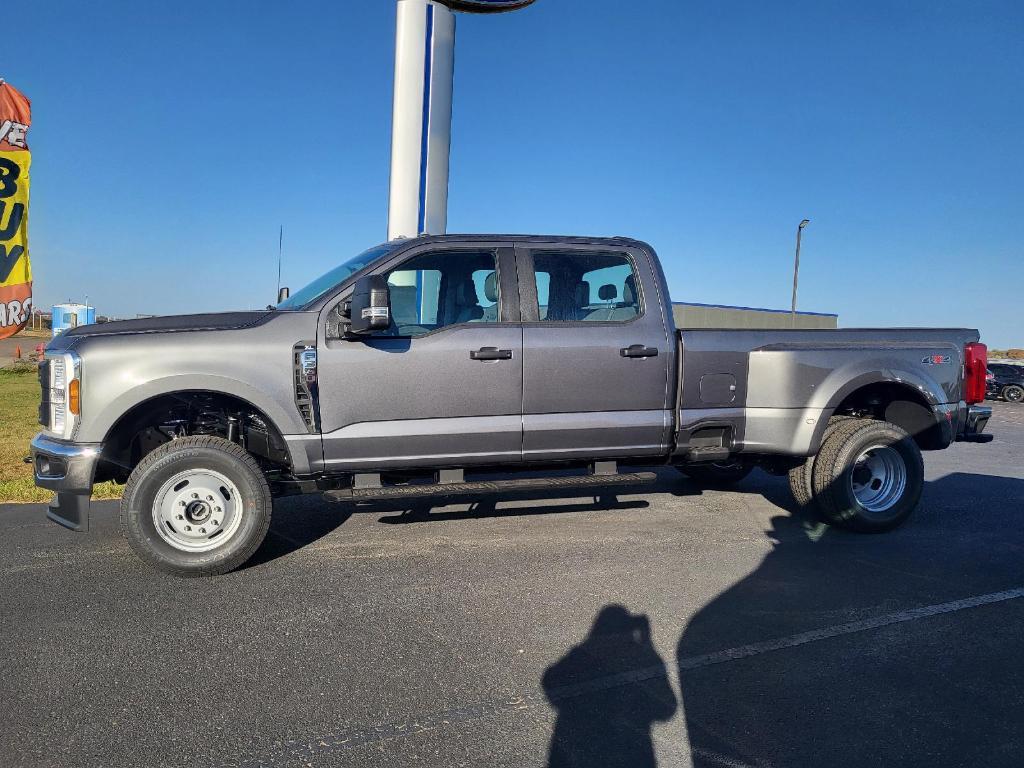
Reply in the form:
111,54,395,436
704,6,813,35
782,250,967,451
686,447,732,462
324,471,658,502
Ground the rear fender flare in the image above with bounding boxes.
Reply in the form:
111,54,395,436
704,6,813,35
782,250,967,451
807,369,946,454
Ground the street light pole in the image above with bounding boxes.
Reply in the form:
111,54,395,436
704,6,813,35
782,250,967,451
791,219,810,324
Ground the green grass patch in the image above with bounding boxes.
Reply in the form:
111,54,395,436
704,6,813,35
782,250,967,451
0,365,121,503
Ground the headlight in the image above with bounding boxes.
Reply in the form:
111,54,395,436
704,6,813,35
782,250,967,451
44,351,81,439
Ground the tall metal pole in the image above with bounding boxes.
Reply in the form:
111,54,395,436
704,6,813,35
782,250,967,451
386,0,536,241
388,0,456,241
791,219,810,324
276,225,284,297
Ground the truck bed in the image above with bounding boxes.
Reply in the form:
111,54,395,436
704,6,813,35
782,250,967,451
676,327,980,456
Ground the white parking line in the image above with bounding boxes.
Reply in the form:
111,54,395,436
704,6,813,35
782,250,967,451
678,587,1024,671
230,587,1024,767
691,747,763,768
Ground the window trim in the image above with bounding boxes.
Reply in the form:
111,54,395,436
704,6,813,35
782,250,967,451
513,245,646,327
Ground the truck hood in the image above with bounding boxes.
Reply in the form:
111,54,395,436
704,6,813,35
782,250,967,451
57,311,274,341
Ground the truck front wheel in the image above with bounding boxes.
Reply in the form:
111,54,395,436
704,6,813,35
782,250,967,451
120,436,272,577
811,418,923,533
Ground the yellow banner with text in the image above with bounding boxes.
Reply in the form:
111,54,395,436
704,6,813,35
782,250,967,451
0,80,33,339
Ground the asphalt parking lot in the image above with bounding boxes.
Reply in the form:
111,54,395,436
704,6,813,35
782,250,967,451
0,335,40,367
2,403,1022,768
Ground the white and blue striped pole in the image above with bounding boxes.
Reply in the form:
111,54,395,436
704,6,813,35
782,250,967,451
387,0,536,241
388,0,455,241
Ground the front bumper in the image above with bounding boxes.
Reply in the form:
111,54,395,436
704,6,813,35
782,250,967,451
957,405,993,443
30,433,102,531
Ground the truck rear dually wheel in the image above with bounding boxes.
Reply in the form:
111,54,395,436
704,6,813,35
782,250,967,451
787,415,854,510
811,418,923,532
120,436,272,577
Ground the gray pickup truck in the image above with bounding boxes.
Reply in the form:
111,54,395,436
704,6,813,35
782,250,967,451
31,235,993,576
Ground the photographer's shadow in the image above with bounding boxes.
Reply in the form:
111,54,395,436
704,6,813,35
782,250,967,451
543,605,677,768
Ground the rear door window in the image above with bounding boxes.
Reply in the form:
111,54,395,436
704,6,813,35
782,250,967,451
529,251,640,322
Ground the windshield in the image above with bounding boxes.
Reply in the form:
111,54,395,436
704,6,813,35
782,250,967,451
276,243,401,309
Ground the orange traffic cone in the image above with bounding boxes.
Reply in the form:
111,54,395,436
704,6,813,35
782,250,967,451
14,345,21,360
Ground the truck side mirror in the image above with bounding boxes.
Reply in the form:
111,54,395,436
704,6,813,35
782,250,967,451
277,286,290,304
346,274,392,335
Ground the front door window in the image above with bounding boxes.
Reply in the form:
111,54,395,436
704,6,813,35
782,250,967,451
383,250,500,337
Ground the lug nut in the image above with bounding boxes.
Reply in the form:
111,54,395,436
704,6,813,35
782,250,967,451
212,520,220,526
214,506,222,513
206,495,213,501
192,493,199,499
184,525,192,531
176,514,184,520
179,501,186,507
199,527,207,534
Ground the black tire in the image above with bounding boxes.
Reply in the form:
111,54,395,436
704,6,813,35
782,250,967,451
120,436,272,577
1002,384,1024,403
677,461,753,487
787,415,855,510
811,418,923,533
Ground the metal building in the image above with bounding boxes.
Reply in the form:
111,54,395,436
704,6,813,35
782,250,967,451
673,302,838,330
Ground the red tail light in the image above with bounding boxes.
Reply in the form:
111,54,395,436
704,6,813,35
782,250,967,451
964,342,988,405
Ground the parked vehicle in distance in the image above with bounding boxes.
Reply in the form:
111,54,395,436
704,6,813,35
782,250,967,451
31,235,993,576
987,363,1024,403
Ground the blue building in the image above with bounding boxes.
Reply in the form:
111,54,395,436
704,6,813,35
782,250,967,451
51,303,96,337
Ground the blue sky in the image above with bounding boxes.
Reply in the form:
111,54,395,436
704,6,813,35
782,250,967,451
8,0,1023,346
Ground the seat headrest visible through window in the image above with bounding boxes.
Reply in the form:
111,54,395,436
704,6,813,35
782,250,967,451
566,280,590,321
598,284,618,301
454,278,477,306
623,275,636,306
390,285,419,325
484,271,498,303
452,277,483,324
573,281,589,307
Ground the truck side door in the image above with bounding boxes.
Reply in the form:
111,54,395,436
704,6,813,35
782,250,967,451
316,243,523,471
516,242,673,460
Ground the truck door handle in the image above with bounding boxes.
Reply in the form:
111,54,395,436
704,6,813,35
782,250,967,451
620,344,659,358
470,347,513,361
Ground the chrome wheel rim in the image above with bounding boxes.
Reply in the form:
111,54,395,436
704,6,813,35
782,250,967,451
850,445,907,514
153,469,244,552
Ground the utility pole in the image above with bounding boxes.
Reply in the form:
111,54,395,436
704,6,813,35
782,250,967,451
791,219,810,325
